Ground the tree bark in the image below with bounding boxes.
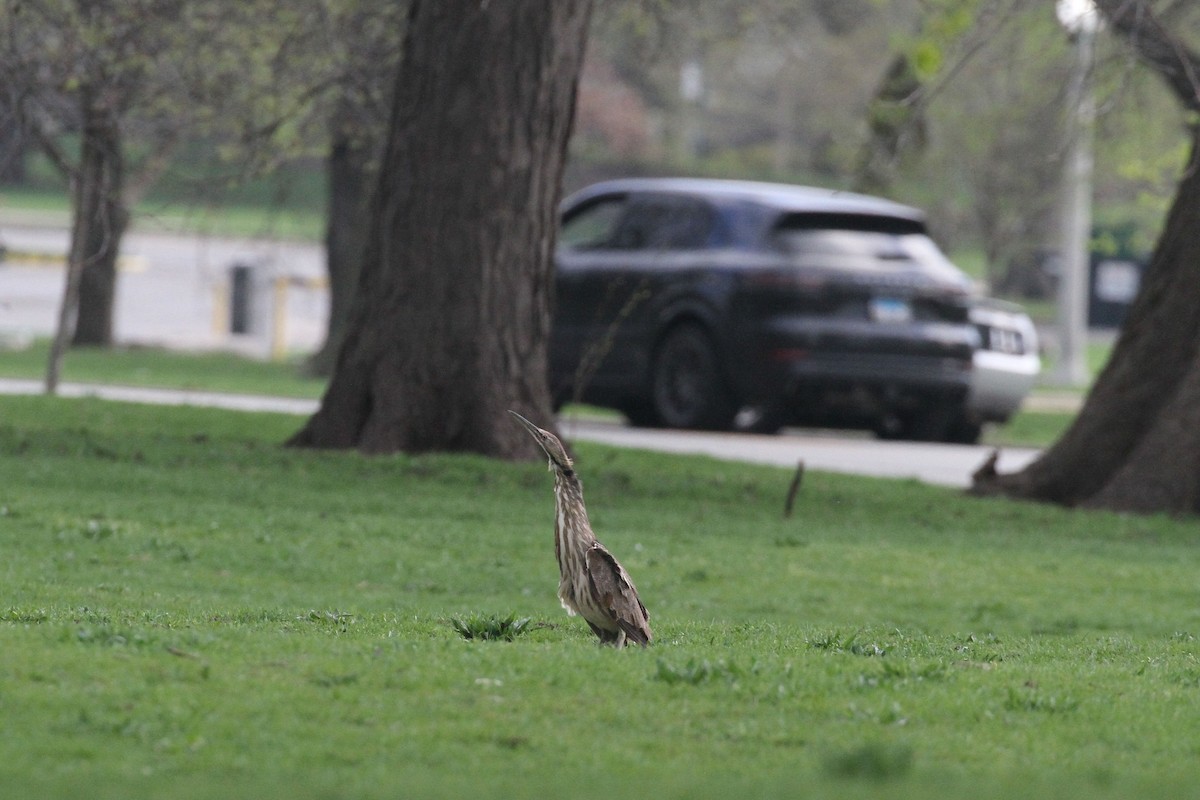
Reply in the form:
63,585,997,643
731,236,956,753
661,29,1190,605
288,0,591,458
1086,342,1200,514
305,121,375,377
0,92,27,185
69,96,128,347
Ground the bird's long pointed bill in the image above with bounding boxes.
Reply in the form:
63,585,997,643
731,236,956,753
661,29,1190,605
508,409,542,438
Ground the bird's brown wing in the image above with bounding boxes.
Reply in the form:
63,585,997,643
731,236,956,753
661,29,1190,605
585,544,652,646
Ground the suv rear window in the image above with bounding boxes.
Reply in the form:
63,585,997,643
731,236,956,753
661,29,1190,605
770,213,966,282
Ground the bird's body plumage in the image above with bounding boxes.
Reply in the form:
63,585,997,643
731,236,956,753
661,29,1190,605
510,411,652,647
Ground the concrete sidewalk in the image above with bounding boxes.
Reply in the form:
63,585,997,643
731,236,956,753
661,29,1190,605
0,377,321,415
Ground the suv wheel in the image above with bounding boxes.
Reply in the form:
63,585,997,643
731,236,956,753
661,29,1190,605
649,323,737,430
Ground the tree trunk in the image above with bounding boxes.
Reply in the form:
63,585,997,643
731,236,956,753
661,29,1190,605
288,0,591,458
70,97,128,347
0,93,27,185
45,91,128,391
972,0,1200,514
305,123,376,378
1086,343,1200,514
973,126,1200,511
853,53,926,196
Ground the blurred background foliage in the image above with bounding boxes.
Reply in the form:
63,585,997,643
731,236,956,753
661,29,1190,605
1,0,1192,294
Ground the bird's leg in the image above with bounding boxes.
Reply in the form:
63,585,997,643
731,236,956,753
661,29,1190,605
586,620,627,647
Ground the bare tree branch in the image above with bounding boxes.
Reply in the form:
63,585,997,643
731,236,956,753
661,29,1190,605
21,102,78,180
1094,0,1200,112
124,127,179,204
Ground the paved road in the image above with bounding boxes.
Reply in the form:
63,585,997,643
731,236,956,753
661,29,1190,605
0,221,327,356
0,378,1039,487
558,414,1039,488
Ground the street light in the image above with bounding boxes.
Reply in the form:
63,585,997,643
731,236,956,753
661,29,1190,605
1054,0,1102,386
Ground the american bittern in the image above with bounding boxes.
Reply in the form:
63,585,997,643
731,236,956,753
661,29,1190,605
509,411,652,647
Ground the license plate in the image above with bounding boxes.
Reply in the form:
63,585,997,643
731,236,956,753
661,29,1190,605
869,296,912,323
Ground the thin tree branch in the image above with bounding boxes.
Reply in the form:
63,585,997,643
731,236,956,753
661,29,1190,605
23,108,78,180
124,128,180,204
1094,0,1200,113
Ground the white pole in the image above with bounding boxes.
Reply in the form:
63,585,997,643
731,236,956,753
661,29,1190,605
1055,1,1099,387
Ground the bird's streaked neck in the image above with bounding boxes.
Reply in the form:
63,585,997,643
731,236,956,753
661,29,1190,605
552,469,592,546
554,468,581,495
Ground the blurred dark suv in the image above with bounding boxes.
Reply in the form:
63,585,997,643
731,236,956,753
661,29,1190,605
548,178,1038,443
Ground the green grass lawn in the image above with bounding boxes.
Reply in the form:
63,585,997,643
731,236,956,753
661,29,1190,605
985,408,1074,448
2,396,1199,798
0,341,325,399
0,186,324,242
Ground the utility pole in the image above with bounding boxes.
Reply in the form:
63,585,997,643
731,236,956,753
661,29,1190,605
1055,0,1101,386
678,59,704,164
